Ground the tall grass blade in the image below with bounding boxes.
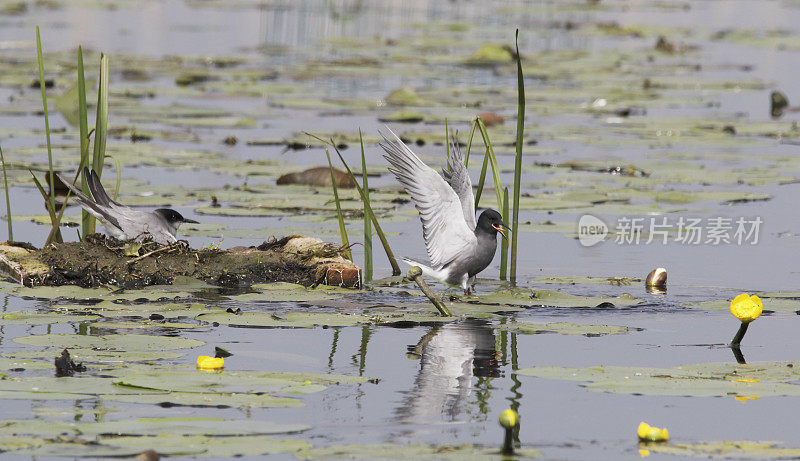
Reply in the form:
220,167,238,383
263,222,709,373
92,54,109,174
29,171,63,245
359,129,373,282
510,29,525,284
85,53,108,236
35,27,55,210
473,145,489,210
463,119,477,167
325,148,351,261
333,146,400,275
305,132,400,275
475,118,504,213
0,143,11,241
500,187,509,280
445,119,450,166
105,154,122,200
77,46,92,238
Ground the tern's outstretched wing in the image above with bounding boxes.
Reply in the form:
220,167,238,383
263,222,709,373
441,138,476,231
380,129,476,269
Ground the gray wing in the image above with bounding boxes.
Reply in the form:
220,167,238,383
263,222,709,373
380,129,476,269
56,172,123,231
85,167,121,208
58,171,171,242
441,138,477,231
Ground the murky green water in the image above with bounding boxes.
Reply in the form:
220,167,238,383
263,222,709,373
3,0,800,459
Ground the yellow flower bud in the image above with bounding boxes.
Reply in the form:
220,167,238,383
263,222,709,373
196,355,224,370
499,409,518,429
730,293,762,323
637,422,669,442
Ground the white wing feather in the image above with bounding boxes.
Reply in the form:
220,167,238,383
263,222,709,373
380,129,476,269
441,138,477,230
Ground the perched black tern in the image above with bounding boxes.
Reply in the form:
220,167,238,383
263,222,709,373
57,167,198,245
381,130,508,294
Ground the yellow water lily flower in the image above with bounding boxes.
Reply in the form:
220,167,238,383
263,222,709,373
730,293,762,323
196,355,224,370
637,422,669,442
499,409,519,429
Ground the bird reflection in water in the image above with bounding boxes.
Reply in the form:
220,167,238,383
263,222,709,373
395,319,500,424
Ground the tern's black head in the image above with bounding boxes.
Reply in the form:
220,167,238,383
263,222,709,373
154,208,199,225
476,209,508,239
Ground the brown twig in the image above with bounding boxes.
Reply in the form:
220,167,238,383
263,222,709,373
126,242,179,264
407,266,451,317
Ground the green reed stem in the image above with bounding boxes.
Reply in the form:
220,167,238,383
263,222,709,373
35,27,55,210
325,148,351,261
511,29,525,284
474,144,490,210
464,119,477,167
77,46,91,239
445,119,450,166
333,146,400,275
360,129,373,282
475,118,504,213
0,143,11,241
305,132,400,275
29,171,63,245
91,54,109,176
500,187,509,280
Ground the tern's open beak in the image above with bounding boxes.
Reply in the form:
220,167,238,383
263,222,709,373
182,218,199,224
492,222,508,239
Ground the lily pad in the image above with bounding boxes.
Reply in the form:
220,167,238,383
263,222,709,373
296,443,540,459
14,334,204,351
688,295,799,313
98,434,311,457
228,282,351,302
197,311,376,328
518,361,800,397
473,289,640,308
77,417,310,436
0,311,99,325
647,440,800,458
499,321,635,336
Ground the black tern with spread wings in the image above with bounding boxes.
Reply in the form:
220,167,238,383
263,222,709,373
57,167,198,245
380,130,508,294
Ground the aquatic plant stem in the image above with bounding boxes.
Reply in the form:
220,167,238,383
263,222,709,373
502,426,514,455
77,46,91,238
475,118,504,213
510,29,525,284
359,130,372,282
500,187,509,280
0,143,11,240
407,266,451,317
445,119,450,166
35,27,55,209
305,133,400,275
473,144,490,210
463,119,477,167
731,321,749,347
325,148,351,261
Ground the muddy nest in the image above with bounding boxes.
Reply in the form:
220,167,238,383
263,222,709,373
0,235,361,289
